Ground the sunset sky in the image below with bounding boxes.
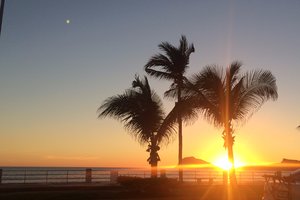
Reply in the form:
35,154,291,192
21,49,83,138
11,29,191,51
0,0,300,168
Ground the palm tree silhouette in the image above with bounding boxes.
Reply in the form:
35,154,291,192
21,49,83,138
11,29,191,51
98,76,175,177
182,61,278,185
144,35,194,182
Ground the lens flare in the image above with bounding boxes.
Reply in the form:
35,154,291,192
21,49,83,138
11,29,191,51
213,155,245,170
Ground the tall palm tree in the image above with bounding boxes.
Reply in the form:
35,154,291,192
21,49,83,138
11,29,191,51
144,35,195,182
182,61,278,185
98,76,175,177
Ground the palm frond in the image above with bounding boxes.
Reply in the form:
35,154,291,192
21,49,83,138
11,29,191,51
179,35,195,59
179,97,203,125
193,64,224,92
230,77,244,120
157,97,199,144
158,42,178,63
145,35,194,84
164,83,177,99
98,91,135,120
234,69,278,123
183,62,278,128
228,61,242,87
179,35,188,53
145,68,173,80
98,75,169,145
195,65,225,125
132,75,152,99
144,54,173,71
157,107,178,143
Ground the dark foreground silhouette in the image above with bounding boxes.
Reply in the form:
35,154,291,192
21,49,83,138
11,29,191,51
0,183,264,200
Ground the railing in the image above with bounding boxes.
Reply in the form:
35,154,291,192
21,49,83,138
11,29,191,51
0,168,293,185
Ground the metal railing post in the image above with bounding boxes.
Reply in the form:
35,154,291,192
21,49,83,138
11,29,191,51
66,171,69,184
0,169,2,184
24,169,27,184
85,168,92,183
46,170,48,184
110,170,118,183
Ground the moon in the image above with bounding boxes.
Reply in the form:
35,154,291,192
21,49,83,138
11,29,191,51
66,19,70,24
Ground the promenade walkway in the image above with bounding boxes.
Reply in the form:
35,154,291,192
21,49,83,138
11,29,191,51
0,182,264,200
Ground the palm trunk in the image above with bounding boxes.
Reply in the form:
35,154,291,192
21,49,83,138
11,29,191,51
227,135,237,186
225,68,237,186
227,139,238,200
149,136,159,178
151,163,158,178
178,113,183,182
177,85,183,182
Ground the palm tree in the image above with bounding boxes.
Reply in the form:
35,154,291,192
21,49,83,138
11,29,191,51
98,76,175,177
144,35,195,182
182,61,278,185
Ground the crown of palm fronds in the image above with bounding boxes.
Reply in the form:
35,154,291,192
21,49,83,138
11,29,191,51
181,61,278,127
98,75,176,145
144,35,195,84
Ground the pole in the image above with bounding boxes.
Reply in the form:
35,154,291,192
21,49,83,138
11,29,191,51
0,0,5,36
0,169,2,184
85,168,92,183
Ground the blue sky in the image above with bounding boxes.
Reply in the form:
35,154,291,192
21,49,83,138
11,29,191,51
0,0,300,167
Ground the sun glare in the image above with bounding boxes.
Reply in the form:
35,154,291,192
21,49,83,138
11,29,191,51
213,157,232,170
213,155,245,170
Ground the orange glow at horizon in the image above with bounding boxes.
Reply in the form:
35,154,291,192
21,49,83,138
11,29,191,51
212,155,245,170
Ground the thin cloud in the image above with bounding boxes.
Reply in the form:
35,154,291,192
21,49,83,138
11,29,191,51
45,155,98,161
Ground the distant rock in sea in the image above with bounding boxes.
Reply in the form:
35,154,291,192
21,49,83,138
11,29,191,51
181,156,209,165
281,158,300,164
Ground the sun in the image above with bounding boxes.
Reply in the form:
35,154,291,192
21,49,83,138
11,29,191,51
212,155,245,170
213,156,232,170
